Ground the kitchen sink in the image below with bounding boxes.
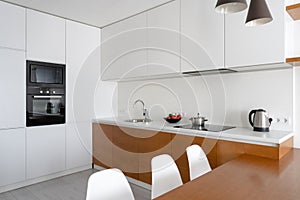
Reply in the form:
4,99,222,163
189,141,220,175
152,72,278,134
124,119,152,123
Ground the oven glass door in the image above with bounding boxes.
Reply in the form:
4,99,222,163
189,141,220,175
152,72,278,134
27,95,65,126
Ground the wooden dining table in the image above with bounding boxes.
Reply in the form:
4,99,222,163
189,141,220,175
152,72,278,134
155,148,300,200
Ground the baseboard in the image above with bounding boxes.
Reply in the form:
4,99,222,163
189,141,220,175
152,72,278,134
94,165,151,190
0,165,91,194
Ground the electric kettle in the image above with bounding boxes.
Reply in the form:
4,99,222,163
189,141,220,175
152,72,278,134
248,109,272,132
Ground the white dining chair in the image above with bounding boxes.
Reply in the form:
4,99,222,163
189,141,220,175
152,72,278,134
186,144,212,181
151,154,183,199
86,168,135,200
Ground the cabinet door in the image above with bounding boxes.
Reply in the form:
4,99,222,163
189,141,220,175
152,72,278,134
0,128,25,187
26,125,66,179
66,20,100,123
66,122,92,169
225,0,284,67
27,9,65,64
101,13,147,80
137,131,172,184
0,1,25,50
112,126,139,179
181,0,224,72
0,49,25,129
147,0,180,75
93,124,113,168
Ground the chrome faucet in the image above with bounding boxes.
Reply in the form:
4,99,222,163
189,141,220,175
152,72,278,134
133,99,151,122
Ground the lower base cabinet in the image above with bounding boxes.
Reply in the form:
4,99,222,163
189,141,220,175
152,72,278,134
66,122,92,169
92,123,293,184
0,128,25,187
26,125,66,179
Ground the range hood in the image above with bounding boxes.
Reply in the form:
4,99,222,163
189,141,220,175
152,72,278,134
182,62,292,76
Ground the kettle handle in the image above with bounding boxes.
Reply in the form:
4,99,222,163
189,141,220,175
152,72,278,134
248,110,256,127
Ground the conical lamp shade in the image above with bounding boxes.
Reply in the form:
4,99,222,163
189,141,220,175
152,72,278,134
246,0,273,26
215,0,247,14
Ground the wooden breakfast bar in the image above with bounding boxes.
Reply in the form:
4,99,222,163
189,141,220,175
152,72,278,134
155,148,300,200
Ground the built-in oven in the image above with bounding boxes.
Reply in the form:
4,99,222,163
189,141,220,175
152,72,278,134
26,60,66,127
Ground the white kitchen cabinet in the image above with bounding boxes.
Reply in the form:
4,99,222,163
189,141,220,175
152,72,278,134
66,20,100,123
0,49,25,129
66,122,92,169
0,128,25,187
27,9,65,64
26,125,66,179
0,1,25,50
181,0,224,72
225,0,285,67
101,13,147,80
147,0,180,75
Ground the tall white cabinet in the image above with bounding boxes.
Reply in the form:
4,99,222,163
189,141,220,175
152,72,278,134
225,0,285,67
27,9,66,64
0,1,25,50
0,48,25,130
181,0,224,72
66,20,100,169
0,129,25,187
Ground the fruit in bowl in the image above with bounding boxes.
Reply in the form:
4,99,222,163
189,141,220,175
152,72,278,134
164,113,182,123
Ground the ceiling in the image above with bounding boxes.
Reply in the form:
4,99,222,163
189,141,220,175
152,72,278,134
3,0,172,28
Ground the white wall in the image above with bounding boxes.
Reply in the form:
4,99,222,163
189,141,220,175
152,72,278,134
118,69,293,132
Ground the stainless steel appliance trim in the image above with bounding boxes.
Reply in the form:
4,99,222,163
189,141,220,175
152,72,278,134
33,95,63,99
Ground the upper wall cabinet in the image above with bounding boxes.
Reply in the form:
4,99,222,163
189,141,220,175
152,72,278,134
0,1,25,50
147,0,180,75
101,13,147,81
66,20,100,123
181,0,224,72
225,0,285,67
27,10,66,64
0,49,25,129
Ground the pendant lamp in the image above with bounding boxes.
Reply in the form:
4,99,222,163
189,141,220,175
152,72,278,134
215,0,247,14
245,0,273,26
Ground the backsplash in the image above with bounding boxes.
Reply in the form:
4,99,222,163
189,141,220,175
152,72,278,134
118,69,293,131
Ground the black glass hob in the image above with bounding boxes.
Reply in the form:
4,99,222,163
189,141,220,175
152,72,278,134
173,124,235,132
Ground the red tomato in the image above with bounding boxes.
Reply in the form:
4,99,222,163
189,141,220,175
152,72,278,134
171,115,177,119
177,114,181,119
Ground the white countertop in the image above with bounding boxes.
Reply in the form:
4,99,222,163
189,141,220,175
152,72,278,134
93,118,294,147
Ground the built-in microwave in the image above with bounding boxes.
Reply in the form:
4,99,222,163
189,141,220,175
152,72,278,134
26,60,65,88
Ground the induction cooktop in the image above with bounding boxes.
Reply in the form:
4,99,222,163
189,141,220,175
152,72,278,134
173,124,235,132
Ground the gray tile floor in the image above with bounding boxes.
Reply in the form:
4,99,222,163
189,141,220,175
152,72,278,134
0,169,151,200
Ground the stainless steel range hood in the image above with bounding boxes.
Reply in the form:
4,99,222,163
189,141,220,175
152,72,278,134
182,62,292,76
183,68,237,76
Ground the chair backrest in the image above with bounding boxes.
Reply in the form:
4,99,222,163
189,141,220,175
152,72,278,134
151,154,183,199
86,168,135,200
186,144,212,181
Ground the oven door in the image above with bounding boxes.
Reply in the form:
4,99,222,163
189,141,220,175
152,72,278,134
26,95,65,127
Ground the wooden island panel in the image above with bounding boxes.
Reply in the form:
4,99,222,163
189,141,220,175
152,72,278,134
112,126,139,180
137,131,172,184
92,123,293,185
92,123,113,168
